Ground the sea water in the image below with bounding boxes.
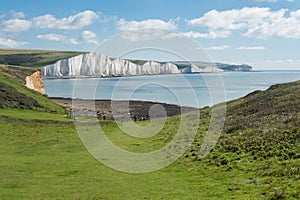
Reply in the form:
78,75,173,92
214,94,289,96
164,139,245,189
43,71,300,108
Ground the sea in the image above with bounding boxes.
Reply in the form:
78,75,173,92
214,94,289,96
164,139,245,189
43,70,300,108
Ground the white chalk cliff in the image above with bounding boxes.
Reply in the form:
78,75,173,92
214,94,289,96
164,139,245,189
41,52,222,77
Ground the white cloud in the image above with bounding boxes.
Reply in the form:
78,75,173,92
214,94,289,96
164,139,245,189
182,30,231,39
206,45,231,50
188,7,300,39
116,18,177,42
0,36,28,47
1,19,32,32
37,33,79,45
163,32,185,39
162,30,231,40
37,31,98,45
237,46,265,50
33,10,98,30
0,10,99,33
119,29,168,42
11,11,25,19
80,30,98,44
188,8,253,30
117,18,177,31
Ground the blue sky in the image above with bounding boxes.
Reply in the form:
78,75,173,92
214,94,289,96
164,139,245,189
0,0,300,70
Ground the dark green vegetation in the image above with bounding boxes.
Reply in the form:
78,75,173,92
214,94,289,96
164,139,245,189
184,81,300,199
0,48,83,67
0,82,41,109
0,53,299,199
0,65,63,112
128,59,148,65
0,64,42,109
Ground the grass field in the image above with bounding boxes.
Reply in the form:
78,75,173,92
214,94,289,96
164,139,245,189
0,48,83,68
0,115,299,199
0,103,299,199
0,61,299,199
0,121,291,199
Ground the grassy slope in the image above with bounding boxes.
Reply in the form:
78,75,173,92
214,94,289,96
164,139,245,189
0,79,299,199
0,49,75,112
0,66,64,112
0,117,266,199
0,48,83,68
187,81,300,198
0,82,42,109
0,49,298,199
0,64,36,84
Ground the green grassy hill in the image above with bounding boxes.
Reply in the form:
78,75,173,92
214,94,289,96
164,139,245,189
0,48,83,67
0,50,299,199
190,81,300,197
0,65,64,113
0,81,42,109
0,48,83,112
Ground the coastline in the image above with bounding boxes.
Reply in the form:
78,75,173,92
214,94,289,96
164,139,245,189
41,70,300,80
41,72,226,80
49,97,198,120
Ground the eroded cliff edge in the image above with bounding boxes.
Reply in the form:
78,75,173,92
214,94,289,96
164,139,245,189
25,69,45,95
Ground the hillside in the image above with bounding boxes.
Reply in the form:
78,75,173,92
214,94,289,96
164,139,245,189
0,81,41,109
0,51,298,198
185,80,300,198
197,80,300,162
0,65,64,112
225,81,300,132
0,48,83,68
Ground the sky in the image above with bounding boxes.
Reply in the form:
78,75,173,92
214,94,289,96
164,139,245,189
0,0,300,70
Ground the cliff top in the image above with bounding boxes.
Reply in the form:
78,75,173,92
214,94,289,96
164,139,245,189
0,48,83,67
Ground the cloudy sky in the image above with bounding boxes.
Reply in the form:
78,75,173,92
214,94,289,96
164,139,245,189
0,0,300,70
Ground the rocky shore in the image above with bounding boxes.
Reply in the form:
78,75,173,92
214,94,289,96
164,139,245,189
50,97,197,120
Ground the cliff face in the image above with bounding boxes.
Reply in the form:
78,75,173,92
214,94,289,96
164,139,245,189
25,70,45,94
41,52,255,78
179,64,223,73
41,52,181,77
216,64,252,72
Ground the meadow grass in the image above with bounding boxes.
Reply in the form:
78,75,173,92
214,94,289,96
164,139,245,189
0,120,255,199
0,108,71,122
0,111,299,199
